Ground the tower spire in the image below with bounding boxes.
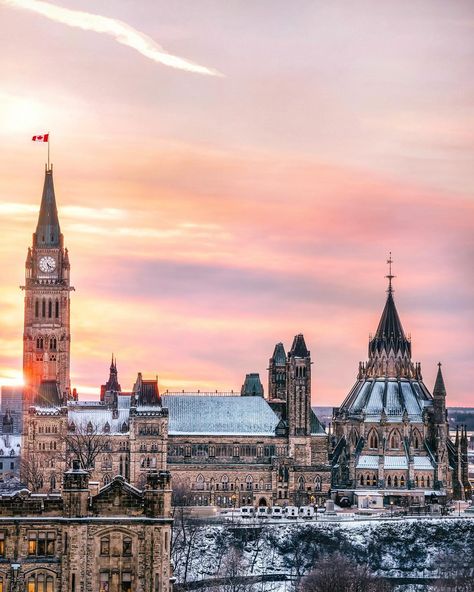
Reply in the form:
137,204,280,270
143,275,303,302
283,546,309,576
34,166,61,248
386,251,395,294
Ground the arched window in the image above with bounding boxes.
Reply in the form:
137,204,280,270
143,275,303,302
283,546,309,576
400,476,405,487
196,474,205,491
100,536,110,555
27,573,54,592
103,422,110,434
372,474,377,486
103,474,111,486
87,422,93,434
50,337,56,350
427,476,430,488
48,300,52,318
36,337,43,350
368,430,378,449
122,537,132,556
387,476,392,487
415,476,419,487
421,476,425,487
35,300,39,317
55,299,59,318
221,475,229,491
390,430,401,449
50,474,56,491
360,475,364,486
246,475,253,490
394,476,398,487
298,476,305,491
314,476,322,491
42,298,46,317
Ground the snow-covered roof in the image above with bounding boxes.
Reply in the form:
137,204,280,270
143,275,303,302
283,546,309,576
68,406,129,434
383,456,408,469
356,455,379,469
413,456,434,470
0,434,21,457
162,395,280,436
340,378,432,422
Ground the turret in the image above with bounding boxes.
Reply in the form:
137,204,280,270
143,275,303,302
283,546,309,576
287,334,312,436
241,373,264,397
63,459,90,517
433,362,447,425
268,342,287,400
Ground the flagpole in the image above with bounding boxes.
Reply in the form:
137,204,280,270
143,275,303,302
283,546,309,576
47,132,50,170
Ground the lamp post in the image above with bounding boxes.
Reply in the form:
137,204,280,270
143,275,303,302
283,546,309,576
390,500,393,518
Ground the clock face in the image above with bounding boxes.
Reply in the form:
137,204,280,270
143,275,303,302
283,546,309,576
39,256,56,273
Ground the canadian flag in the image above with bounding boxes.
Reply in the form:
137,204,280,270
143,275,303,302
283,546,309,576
32,134,49,142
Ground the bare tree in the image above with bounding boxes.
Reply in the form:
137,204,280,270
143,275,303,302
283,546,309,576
20,455,44,492
216,548,255,592
299,553,391,592
433,550,474,592
63,421,111,471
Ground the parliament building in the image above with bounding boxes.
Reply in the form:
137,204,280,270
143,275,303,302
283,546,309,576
15,165,470,522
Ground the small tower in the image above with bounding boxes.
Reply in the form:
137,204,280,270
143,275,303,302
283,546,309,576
241,373,264,397
100,355,122,401
268,343,287,400
433,363,447,425
63,459,90,517
287,334,312,436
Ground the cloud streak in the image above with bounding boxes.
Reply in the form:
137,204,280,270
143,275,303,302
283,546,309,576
2,0,222,76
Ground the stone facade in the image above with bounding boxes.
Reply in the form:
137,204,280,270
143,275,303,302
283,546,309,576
0,463,172,591
331,271,471,505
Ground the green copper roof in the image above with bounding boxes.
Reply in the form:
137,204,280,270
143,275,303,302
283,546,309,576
35,167,61,247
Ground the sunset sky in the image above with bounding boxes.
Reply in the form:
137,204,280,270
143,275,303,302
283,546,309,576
0,1,473,405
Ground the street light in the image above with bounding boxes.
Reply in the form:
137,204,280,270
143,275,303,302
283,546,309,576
231,494,237,523
390,500,394,518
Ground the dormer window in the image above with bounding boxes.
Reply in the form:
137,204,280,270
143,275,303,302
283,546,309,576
103,422,110,434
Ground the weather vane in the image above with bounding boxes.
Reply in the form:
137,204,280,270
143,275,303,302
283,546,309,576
386,252,395,293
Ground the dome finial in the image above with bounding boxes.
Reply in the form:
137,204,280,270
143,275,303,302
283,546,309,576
386,252,395,294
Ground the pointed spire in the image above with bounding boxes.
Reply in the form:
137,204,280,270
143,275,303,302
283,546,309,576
289,334,309,358
433,362,446,398
34,165,61,247
271,342,287,366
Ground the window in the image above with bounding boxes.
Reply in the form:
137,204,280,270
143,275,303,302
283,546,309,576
246,475,253,491
28,532,55,556
100,572,109,592
100,537,110,556
314,476,322,491
27,574,54,592
368,431,378,449
48,300,52,318
0,531,5,556
387,476,392,487
298,476,305,491
55,299,59,318
49,338,56,351
35,300,39,317
123,537,132,556
400,476,405,487
360,475,364,486
121,572,132,592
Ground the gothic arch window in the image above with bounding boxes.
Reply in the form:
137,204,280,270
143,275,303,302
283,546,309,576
427,476,430,488
415,476,419,487
36,337,44,350
368,430,378,449
400,475,405,487
55,299,59,318
387,476,392,487
394,476,398,487
50,474,56,491
421,476,425,487
103,474,111,486
246,475,253,490
49,337,57,351
48,300,52,318
372,474,377,486
413,429,422,449
314,476,322,491
35,300,39,317
121,422,128,433
389,430,401,450
103,422,110,434
221,475,229,491
42,298,46,317
298,476,305,491
196,474,205,491
87,422,93,434
360,475,364,486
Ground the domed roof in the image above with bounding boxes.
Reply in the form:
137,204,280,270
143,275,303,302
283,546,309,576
339,377,433,422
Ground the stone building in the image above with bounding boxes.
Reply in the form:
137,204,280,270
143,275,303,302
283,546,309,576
0,462,172,591
331,265,471,506
163,334,330,508
20,167,331,508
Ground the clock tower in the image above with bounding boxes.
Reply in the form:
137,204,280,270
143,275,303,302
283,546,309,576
22,165,72,404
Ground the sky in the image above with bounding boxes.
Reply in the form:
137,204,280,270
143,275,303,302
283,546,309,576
0,0,473,405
